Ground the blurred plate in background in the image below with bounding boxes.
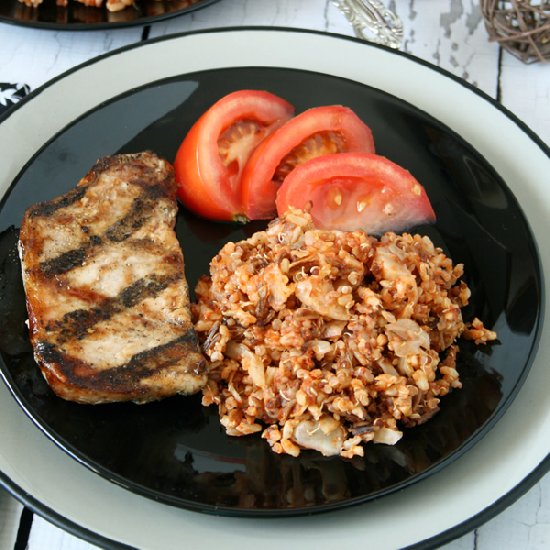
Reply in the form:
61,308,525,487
0,0,221,30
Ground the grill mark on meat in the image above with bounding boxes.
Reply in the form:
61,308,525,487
118,272,178,307
47,273,183,342
105,197,155,243
38,197,158,277
139,179,173,199
40,246,90,277
127,332,204,376
34,331,205,392
29,186,88,218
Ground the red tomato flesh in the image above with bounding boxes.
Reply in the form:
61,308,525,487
275,153,436,234
241,105,375,220
174,90,294,222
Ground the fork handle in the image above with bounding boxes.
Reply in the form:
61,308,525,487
332,0,404,49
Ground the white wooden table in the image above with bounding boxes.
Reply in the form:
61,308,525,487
0,1,549,548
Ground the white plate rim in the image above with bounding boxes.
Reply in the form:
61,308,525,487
0,27,548,550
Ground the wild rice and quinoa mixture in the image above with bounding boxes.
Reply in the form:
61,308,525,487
194,208,496,459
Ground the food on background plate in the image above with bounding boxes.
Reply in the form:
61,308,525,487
241,105,375,220
17,0,160,12
195,208,496,458
275,152,436,235
18,152,207,404
174,90,294,222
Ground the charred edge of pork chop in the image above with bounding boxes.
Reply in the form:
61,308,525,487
29,186,88,219
34,331,206,405
19,152,207,404
82,156,177,204
27,153,175,220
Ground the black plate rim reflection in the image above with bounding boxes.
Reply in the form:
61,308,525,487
0,0,222,31
2,454,549,550
0,64,543,518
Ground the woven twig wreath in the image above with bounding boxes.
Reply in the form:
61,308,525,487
480,0,550,63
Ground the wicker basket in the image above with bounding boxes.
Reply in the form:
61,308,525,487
480,0,550,63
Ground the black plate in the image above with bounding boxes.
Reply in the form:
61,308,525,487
0,67,542,517
0,0,221,30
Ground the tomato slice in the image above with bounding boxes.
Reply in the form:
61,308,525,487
241,105,375,220
275,153,436,234
174,90,294,222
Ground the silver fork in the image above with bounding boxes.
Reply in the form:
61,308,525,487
332,0,404,49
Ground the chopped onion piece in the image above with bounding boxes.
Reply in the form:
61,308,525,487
373,427,403,445
294,418,346,456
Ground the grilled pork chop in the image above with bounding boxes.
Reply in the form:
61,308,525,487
18,152,207,404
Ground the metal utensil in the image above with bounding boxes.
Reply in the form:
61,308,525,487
332,0,404,49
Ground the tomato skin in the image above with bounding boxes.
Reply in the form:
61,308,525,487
175,121,232,221
241,105,375,220
174,90,294,222
275,153,436,235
